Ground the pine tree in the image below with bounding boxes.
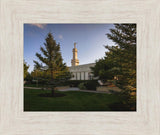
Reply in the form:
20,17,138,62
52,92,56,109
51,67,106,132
106,24,136,88
91,58,115,81
33,32,70,96
92,24,136,88
91,24,136,110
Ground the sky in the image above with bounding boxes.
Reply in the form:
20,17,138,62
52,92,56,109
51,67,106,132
24,24,115,73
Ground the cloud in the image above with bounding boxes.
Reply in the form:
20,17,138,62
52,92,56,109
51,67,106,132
30,24,46,29
58,34,63,40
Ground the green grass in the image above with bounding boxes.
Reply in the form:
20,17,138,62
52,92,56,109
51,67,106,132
24,84,44,87
24,89,121,111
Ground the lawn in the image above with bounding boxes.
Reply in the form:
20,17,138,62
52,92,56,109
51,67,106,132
24,88,121,111
24,83,45,87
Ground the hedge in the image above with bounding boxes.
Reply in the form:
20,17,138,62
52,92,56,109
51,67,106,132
66,80,99,90
25,79,99,90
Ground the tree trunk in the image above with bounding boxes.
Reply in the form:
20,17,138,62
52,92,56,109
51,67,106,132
51,87,54,97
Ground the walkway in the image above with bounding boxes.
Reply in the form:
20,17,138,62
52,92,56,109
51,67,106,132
24,87,109,94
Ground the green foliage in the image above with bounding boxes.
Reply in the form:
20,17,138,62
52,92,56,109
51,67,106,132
25,73,33,82
33,33,71,86
24,80,99,91
85,80,99,90
66,80,99,90
91,58,116,81
24,61,29,80
106,24,136,88
92,24,136,89
66,80,85,87
78,83,87,90
109,89,136,111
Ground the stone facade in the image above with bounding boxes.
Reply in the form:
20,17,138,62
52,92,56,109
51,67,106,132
69,63,96,80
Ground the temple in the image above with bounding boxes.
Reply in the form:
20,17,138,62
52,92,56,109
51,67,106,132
69,43,96,80
71,42,79,66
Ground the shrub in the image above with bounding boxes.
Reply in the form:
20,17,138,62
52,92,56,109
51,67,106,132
25,79,100,90
66,80,99,90
66,80,85,87
85,80,99,90
78,83,86,90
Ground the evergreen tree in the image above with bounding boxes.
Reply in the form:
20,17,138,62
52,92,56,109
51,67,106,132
33,32,70,96
92,24,136,88
91,24,136,110
24,61,29,80
106,24,136,87
91,58,114,81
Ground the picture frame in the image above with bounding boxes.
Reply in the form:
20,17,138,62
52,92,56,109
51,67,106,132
0,0,160,134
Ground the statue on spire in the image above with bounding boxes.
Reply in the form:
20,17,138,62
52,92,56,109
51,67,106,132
74,42,77,48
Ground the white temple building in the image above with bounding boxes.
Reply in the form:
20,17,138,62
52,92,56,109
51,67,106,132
69,43,96,80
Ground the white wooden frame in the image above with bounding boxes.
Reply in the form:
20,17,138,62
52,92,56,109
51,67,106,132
0,0,160,134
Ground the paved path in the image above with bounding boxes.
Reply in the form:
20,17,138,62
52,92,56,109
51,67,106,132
58,88,108,94
58,87,80,91
24,87,108,94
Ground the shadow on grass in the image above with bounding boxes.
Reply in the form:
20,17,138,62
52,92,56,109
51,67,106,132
38,93,66,97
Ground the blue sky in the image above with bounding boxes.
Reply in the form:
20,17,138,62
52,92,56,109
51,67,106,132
24,24,115,73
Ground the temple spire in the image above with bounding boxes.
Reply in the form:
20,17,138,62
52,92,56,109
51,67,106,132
71,42,79,66
74,42,77,48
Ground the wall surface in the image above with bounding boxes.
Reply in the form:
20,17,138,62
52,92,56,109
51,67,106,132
69,63,95,80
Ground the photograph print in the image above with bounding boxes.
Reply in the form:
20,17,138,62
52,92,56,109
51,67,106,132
24,24,136,111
